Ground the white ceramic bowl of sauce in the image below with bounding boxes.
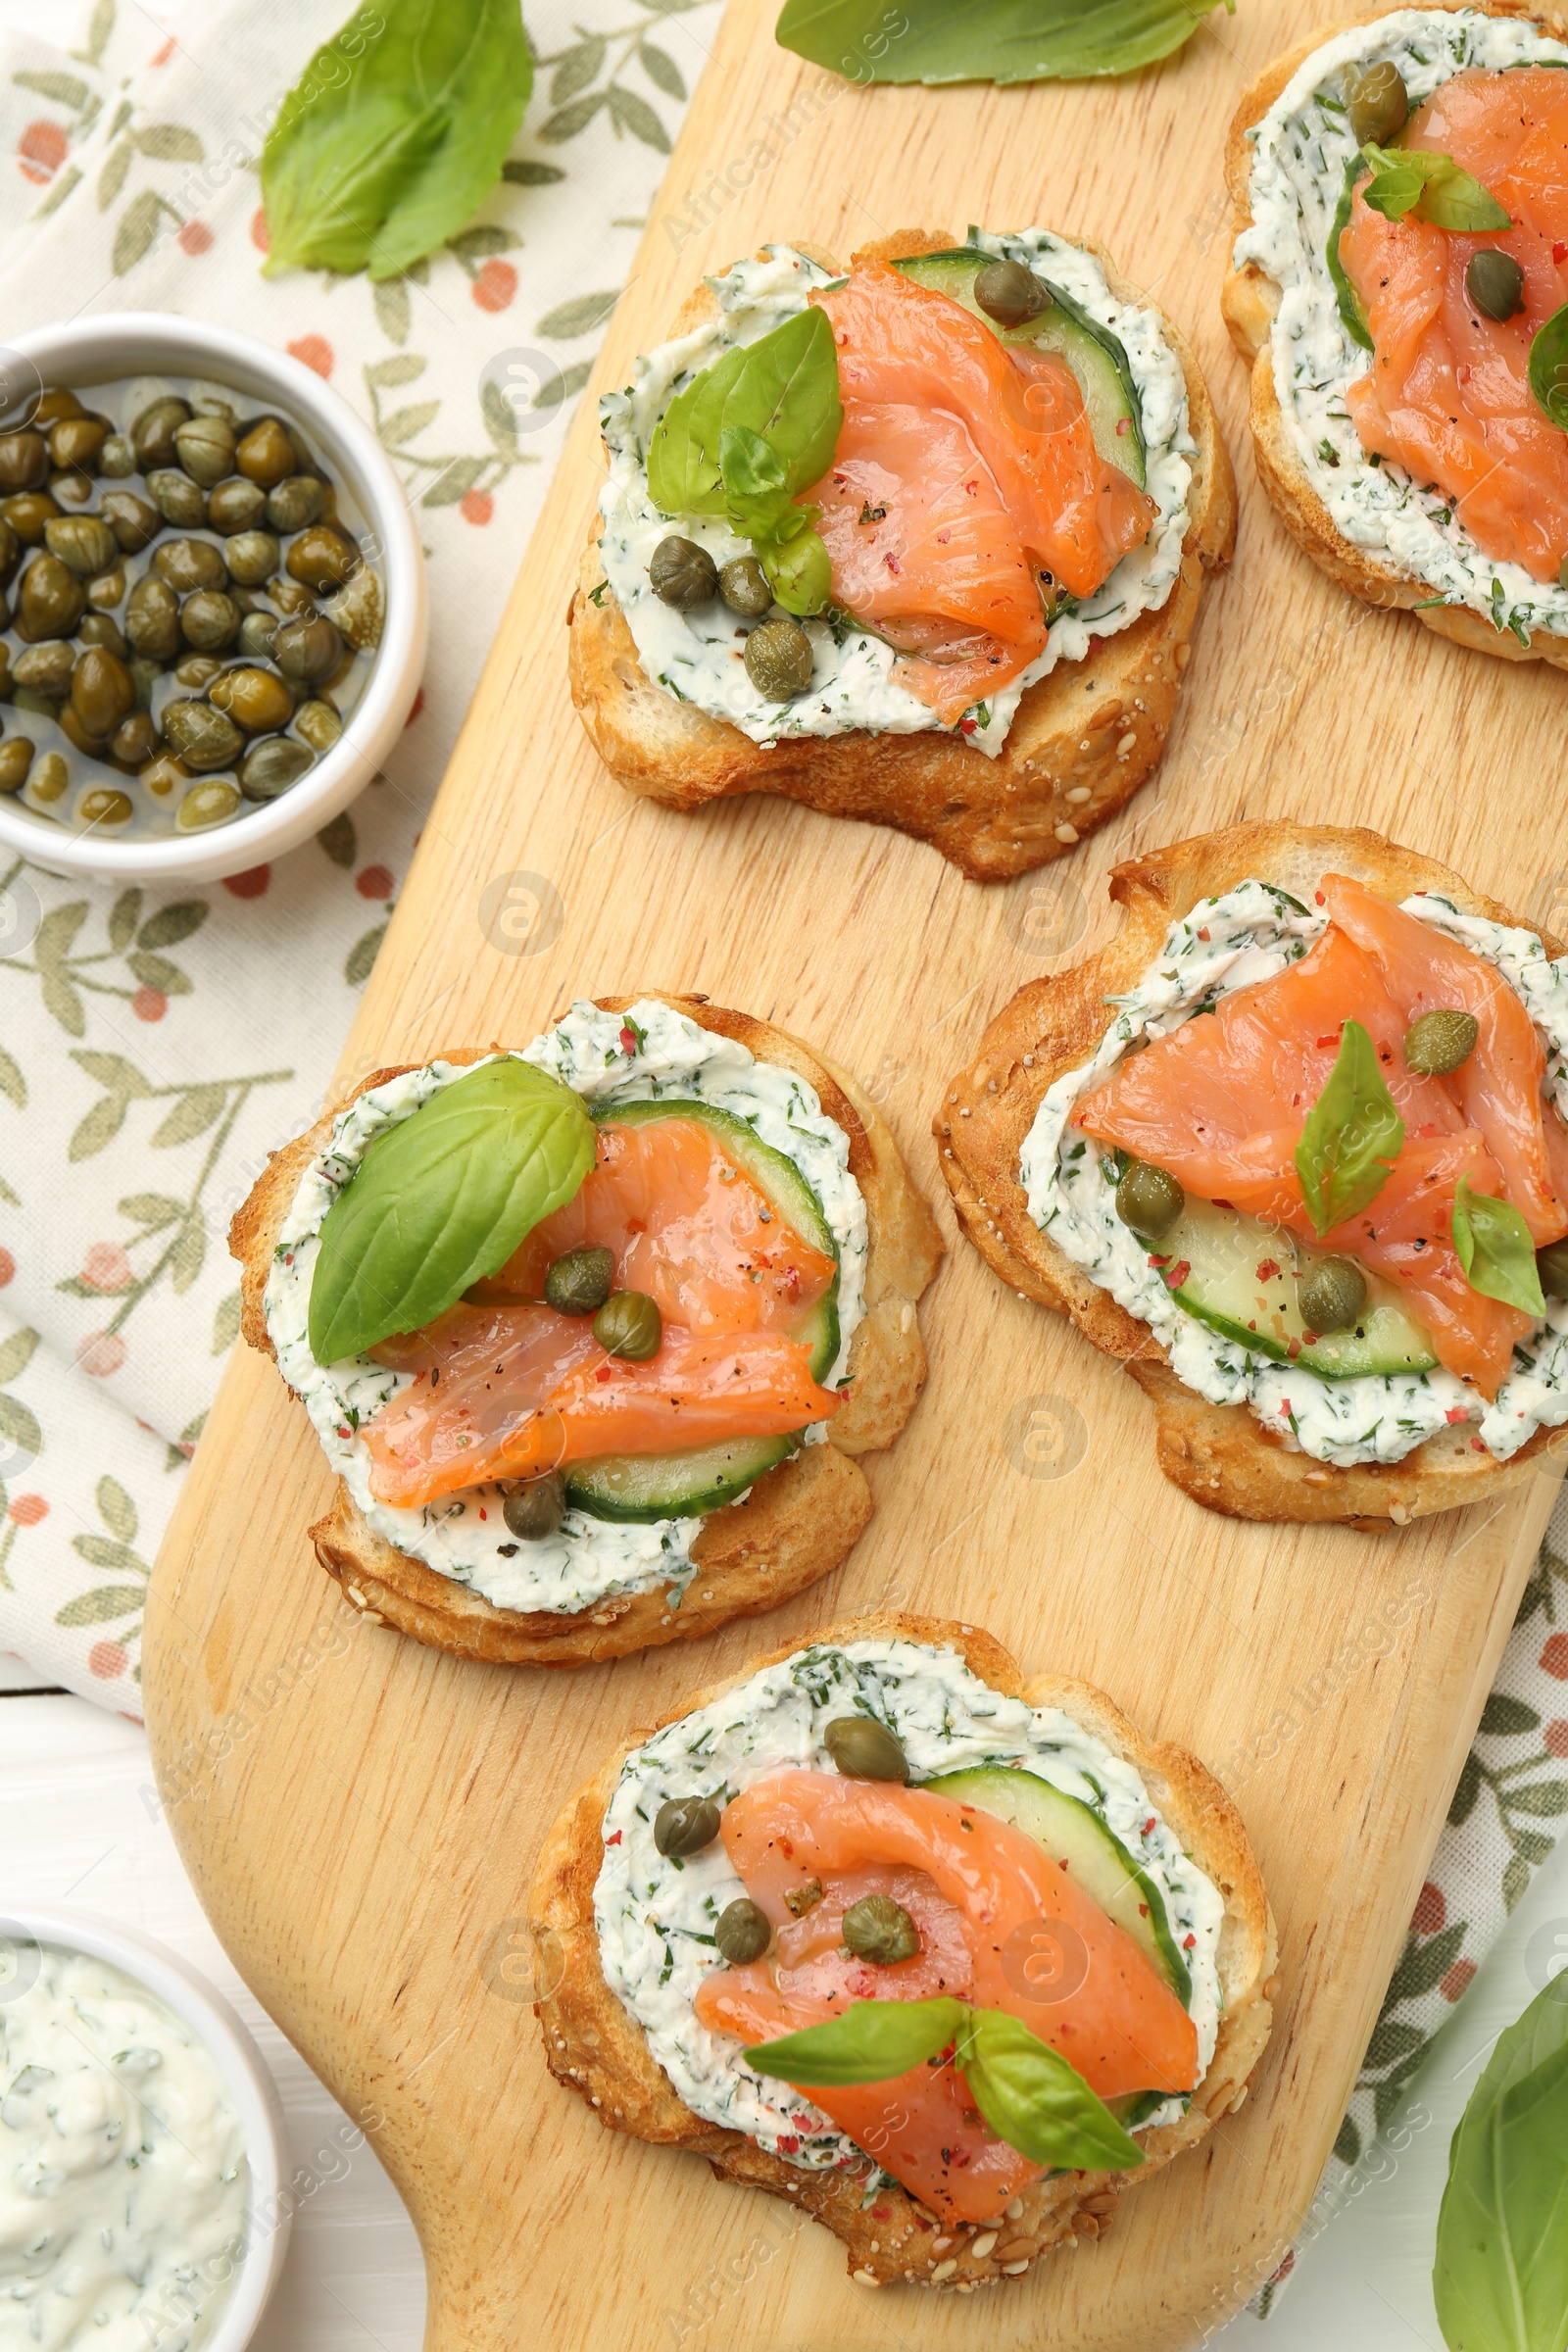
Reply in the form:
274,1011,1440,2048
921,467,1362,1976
0,1905,291,2351
0,315,426,885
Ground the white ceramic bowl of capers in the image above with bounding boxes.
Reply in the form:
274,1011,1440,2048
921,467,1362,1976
0,315,426,882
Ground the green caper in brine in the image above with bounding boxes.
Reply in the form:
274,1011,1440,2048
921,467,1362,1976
224,529,280,588
544,1245,614,1315
207,477,267,536
842,1893,920,1965
1404,1007,1478,1076
501,1472,566,1543
0,738,34,792
593,1290,662,1360
49,416,105,475
1348,59,1408,145
124,573,181,660
154,537,227,594
131,394,191,469
2,491,58,545
99,433,136,478
293,699,342,754
744,614,812,698
714,1898,771,1964
161,699,243,771
175,778,242,830
718,555,771,616
322,564,382,651
70,648,133,741
1115,1158,1185,1240
98,490,160,553
77,786,132,829
236,416,297,488
273,613,342,682
16,552,85,640
286,523,359,592
266,474,325,534
1466,248,1525,323
43,514,117,578
0,431,47,492
974,256,1050,329
179,589,241,652
239,735,314,802
649,534,717,610
822,1715,909,1783
172,413,236,486
146,467,208,528
237,611,279,663
654,1795,721,1857
172,652,222,690
78,613,127,658
108,711,159,769
27,750,67,804
209,666,293,734
1298,1255,1368,1336
12,641,74,698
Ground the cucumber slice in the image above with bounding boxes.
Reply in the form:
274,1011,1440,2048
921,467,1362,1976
1327,154,1374,353
564,1431,800,1522
890,246,1147,490
1154,1198,1438,1379
921,1764,1191,2006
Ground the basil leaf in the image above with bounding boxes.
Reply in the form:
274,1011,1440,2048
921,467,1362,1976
1434,1974,1568,2352
308,1059,595,1363
648,306,842,520
1360,143,1511,232
760,521,833,615
261,0,532,283
1452,1176,1546,1316
718,424,795,540
957,2009,1147,2172
1294,1019,1405,1237
1530,302,1568,431
776,0,1233,85
745,1996,966,2085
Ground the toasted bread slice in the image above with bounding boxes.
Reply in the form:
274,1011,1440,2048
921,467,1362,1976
936,822,1568,1527
531,1610,1277,2288
1222,0,1568,668
230,995,942,1664
570,230,1236,884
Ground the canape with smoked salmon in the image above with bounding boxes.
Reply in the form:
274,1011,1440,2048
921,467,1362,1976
229,996,941,1663
938,822,1568,1525
532,1613,1275,2288
1225,1,1568,664
570,230,1235,882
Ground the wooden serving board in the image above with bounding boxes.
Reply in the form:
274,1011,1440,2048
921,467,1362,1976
144,5,1568,2345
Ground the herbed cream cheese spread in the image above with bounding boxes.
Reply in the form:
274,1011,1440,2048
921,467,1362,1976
1018,881,1568,1467
597,233,1194,755
595,1638,1226,2174
264,998,868,1618
0,1947,249,2352
1234,8,1568,642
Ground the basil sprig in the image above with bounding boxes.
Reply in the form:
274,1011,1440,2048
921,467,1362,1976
1433,1973,1568,2352
261,0,533,283
1360,143,1511,232
1294,1020,1405,1237
775,0,1234,86
648,307,842,617
1451,1176,1546,1317
746,1996,1147,2173
308,1059,595,1364
1529,303,1568,431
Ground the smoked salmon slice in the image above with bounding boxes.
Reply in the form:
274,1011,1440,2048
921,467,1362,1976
694,1772,1197,2223
1338,68,1568,581
807,263,1155,722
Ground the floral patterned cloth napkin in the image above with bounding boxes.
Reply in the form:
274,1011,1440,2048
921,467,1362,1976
0,0,1564,2299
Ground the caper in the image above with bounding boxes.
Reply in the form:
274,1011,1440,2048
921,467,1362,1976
842,1893,921,1965
99,433,136,479
146,468,208,528
2,492,59,545
153,536,227,594
16,553,86,641
0,430,47,491
1348,59,1409,146
744,615,813,699
124,573,181,661
179,588,241,652
1465,248,1525,323
593,1289,662,1359
1298,1255,1368,1336
1115,1158,1185,1240
718,555,772,617
27,750,67,804
238,734,314,801
1404,1007,1479,1077
227,416,293,488
127,656,162,711
209,665,293,735
131,394,191,469
822,1715,909,1783
172,652,223,690
649,534,717,610
713,1897,772,1965
43,514,117,578
71,648,133,740
321,563,382,652
109,711,159,769
292,697,342,753
270,574,318,618
57,704,101,757
78,612,128,658
500,1471,566,1542
139,754,188,800
653,1795,721,1858
0,519,18,584
175,779,241,831
784,1879,824,1917
10,689,59,720
974,255,1051,329
224,528,280,588
172,414,236,487
286,522,359,593
0,738,33,792
266,473,325,534
207,477,267,536
544,1245,614,1316
189,392,237,427
273,612,343,682
77,786,132,829
33,391,82,427
161,698,243,771
96,488,159,555
12,641,74,698
49,416,105,474
85,564,126,612
1538,1240,1568,1298
49,471,92,509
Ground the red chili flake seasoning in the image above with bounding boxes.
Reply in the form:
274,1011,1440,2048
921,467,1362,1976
1256,1258,1281,1282
777,2134,801,2154
1139,1902,1150,1918
606,1830,622,1845
780,1838,795,1858
872,2205,892,2221
884,552,901,574
1472,1437,1488,1452
1197,926,1210,941
1143,1817,1155,1837
619,1024,638,1055
1314,890,1326,906
958,716,978,735
596,1364,612,1383
1162,1259,1191,1291
1183,1933,1197,1950
479,1507,487,1521
1287,1338,1302,1358
1556,242,1567,264
1279,1400,1292,1417
1148,1251,1171,1269
1446,1407,1469,1425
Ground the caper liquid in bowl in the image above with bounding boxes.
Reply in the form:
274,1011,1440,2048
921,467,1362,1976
0,376,383,839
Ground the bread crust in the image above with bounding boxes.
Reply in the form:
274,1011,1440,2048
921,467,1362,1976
570,229,1236,883
1221,0,1568,666
229,996,942,1664
530,1611,1276,2288
935,821,1568,1527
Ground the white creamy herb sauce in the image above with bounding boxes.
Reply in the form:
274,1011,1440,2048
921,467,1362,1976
595,1640,1226,2176
0,1948,248,2352
1018,882,1568,1467
1235,8,1568,640
264,998,868,1617
597,233,1194,754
